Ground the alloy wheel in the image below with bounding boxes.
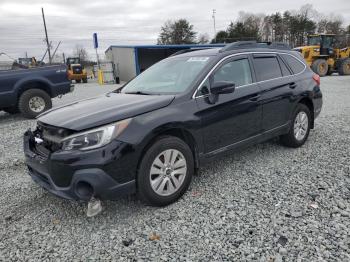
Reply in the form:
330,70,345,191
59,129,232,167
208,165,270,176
294,111,308,141
149,149,187,196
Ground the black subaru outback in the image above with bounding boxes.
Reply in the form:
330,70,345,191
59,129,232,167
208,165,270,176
24,42,323,206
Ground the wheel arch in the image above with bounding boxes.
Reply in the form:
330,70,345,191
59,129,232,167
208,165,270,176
297,97,314,129
137,127,200,173
16,79,52,98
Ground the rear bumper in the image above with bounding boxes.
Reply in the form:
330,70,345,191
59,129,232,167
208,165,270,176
313,87,323,119
23,130,137,201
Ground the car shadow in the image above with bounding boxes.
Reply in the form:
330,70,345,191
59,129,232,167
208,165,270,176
0,112,30,124
11,137,291,222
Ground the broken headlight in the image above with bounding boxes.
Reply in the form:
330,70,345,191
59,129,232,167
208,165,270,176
61,118,132,151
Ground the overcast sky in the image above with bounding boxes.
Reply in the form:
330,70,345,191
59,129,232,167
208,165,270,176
0,0,349,61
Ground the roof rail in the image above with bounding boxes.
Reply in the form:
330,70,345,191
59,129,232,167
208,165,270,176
220,41,291,52
170,48,211,57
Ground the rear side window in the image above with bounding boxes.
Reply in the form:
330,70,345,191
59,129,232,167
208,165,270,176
253,56,282,81
280,54,305,74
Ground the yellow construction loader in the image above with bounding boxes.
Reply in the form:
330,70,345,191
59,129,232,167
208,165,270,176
66,57,88,83
294,34,350,76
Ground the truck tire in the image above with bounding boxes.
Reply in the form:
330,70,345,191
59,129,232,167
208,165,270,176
82,78,88,83
18,89,52,119
311,59,328,77
76,79,81,83
338,58,350,75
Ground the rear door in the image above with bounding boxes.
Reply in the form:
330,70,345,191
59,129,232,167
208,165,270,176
195,55,262,154
252,53,294,132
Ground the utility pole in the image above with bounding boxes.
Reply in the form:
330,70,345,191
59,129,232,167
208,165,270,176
212,9,217,43
41,7,52,64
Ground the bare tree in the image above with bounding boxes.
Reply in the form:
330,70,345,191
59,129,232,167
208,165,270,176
197,33,210,44
73,45,89,64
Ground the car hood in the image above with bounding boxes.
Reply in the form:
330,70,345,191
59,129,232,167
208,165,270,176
38,93,175,131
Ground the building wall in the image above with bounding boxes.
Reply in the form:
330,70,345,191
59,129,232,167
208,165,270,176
106,47,136,82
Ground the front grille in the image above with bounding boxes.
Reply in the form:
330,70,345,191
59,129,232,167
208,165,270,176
72,66,82,74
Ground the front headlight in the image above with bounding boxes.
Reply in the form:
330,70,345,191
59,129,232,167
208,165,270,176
61,118,132,151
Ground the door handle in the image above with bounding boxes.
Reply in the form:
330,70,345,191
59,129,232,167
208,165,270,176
289,82,297,89
249,94,261,102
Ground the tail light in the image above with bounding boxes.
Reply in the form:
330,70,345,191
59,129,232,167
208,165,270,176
312,74,320,86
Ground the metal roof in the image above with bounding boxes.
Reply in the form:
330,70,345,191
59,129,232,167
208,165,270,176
105,44,226,53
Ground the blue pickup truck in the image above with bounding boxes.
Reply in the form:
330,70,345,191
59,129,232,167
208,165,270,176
0,65,73,118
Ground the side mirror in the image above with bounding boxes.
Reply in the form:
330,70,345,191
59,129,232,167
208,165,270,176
210,81,235,95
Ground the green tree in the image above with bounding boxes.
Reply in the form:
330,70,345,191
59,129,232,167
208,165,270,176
213,30,229,43
157,19,197,45
221,12,263,43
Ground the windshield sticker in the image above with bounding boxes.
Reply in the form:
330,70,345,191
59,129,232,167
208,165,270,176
187,57,209,62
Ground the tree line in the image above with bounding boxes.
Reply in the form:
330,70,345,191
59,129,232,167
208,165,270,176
157,4,350,47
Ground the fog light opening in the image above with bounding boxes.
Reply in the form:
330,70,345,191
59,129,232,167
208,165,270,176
76,181,94,199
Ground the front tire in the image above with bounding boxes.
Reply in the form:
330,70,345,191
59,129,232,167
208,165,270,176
76,79,81,83
82,78,88,83
18,89,52,119
137,136,194,206
280,104,311,148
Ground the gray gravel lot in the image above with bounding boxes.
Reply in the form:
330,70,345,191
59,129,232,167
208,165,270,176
0,77,350,261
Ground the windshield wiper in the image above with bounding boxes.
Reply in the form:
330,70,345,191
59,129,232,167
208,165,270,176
124,91,152,95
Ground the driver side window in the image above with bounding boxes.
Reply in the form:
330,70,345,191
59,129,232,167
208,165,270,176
197,58,253,97
213,58,253,87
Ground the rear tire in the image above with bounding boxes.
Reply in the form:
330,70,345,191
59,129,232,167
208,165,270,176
338,58,350,75
82,78,88,83
76,79,81,83
137,136,194,206
280,104,311,148
311,59,328,77
18,89,52,119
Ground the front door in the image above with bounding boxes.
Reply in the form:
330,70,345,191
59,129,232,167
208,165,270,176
195,55,262,154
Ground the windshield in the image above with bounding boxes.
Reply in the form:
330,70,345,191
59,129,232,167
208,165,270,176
121,56,212,95
308,36,321,46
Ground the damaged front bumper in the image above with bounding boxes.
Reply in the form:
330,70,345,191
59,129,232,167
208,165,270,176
23,129,136,201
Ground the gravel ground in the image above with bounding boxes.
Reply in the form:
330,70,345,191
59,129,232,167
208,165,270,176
0,77,350,261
